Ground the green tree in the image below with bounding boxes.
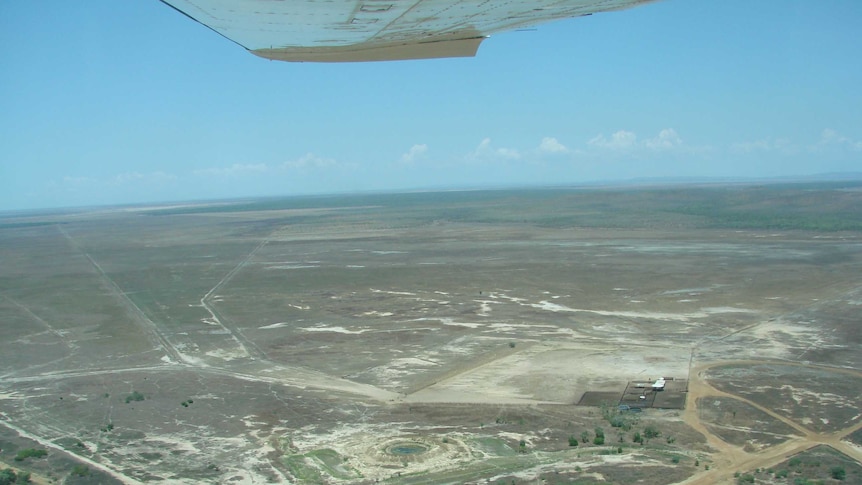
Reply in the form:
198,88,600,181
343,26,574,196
593,427,604,445
0,468,17,485
830,466,846,480
568,436,579,447
580,431,590,444
71,465,89,477
608,415,632,430
643,425,660,443
14,448,47,461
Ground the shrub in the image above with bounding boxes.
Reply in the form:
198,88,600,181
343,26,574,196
0,468,17,485
14,448,47,461
568,436,578,447
830,466,846,480
125,391,145,404
608,414,631,428
643,425,660,440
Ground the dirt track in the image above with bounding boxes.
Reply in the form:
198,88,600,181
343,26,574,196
3,189,861,484
680,360,862,484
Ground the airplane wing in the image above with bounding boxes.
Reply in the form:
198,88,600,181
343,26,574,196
159,0,657,62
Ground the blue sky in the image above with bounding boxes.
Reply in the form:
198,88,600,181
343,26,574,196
1,0,860,211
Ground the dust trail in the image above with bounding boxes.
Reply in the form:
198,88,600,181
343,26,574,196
0,294,79,378
0,419,146,485
680,359,862,485
199,239,269,360
0,294,76,351
56,225,183,363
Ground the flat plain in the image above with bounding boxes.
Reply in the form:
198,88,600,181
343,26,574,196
1,183,860,484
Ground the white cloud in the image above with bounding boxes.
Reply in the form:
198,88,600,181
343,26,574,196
469,138,520,161
473,137,492,155
538,137,568,154
193,163,268,177
282,153,337,170
644,128,682,149
587,128,692,155
588,130,638,150
400,144,428,164
730,139,772,154
496,147,521,159
819,128,862,151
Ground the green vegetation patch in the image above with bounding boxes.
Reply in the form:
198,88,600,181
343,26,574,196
281,455,322,483
0,468,26,485
281,449,359,482
306,449,359,480
772,446,861,484
662,183,862,232
142,184,862,232
71,464,89,477
14,447,47,461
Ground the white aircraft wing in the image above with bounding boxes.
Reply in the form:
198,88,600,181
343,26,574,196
159,0,657,62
